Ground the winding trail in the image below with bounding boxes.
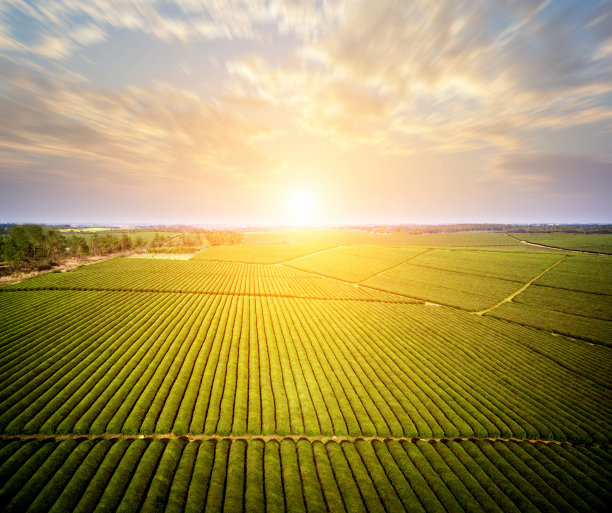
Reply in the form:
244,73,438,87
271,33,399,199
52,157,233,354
475,256,567,315
0,432,596,447
506,233,611,255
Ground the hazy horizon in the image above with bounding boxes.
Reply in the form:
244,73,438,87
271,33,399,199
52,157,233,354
1,1,611,225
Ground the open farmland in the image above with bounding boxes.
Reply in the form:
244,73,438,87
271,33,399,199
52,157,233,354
511,232,612,254
0,232,611,512
191,244,335,265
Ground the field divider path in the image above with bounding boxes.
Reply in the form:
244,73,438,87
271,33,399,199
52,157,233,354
0,286,420,305
356,248,433,284
279,257,436,305
474,256,568,316
274,245,342,265
506,233,611,255
0,432,599,447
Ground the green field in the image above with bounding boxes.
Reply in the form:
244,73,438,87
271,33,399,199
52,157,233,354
244,230,526,247
512,232,612,254
1,231,610,511
191,243,335,264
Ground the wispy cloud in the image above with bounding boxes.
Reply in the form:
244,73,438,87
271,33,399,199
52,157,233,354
0,60,276,188
485,152,612,196
226,0,612,154
0,0,610,222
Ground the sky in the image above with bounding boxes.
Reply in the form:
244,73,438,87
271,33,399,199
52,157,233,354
0,0,611,226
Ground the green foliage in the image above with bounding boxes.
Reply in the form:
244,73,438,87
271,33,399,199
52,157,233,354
0,237,611,511
0,438,610,512
115,439,165,512
191,242,334,264
49,439,116,513
165,441,198,513
202,439,231,513
184,441,215,513
205,230,245,246
244,440,265,513
514,232,612,253
72,439,131,513
264,441,284,513
280,439,306,513
0,225,67,271
223,440,246,513
487,301,612,346
288,245,426,282
93,438,148,512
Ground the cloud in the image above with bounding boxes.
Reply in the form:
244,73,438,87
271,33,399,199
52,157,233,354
0,61,277,188
225,0,612,155
484,152,612,195
0,0,341,59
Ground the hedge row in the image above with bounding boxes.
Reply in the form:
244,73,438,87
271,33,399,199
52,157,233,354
0,438,610,512
1,291,610,442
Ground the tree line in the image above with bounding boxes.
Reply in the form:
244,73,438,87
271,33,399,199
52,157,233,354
0,225,147,272
0,225,248,273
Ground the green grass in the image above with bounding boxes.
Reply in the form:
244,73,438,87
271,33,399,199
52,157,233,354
2,257,405,302
0,289,610,441
486,301,612,346
287,245,426,282
244,229,525,247
408,249,561,282
363,262,520,310
1,235,611,511
191,243,334,264
535,254,612,294
513,285,612,321
513,232,612,254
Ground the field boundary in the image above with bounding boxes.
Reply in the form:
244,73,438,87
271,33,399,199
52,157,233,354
275,245,342,265
356,248,433,284
0,285,422,305
474,256,567,315
506,233,611,255
0,432,601,447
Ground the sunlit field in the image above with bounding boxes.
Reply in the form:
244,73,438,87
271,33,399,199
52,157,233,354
0,230,610,512
1,0,611,510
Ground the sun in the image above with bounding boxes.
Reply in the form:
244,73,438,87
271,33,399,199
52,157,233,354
286,188,317,223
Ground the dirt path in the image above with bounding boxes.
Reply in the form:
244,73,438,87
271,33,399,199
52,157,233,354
276,245,341,265
357,248,432,284
280,249,436,305
506,233,611,256
0,432,591,446
474,256,567,315
0,253,125,288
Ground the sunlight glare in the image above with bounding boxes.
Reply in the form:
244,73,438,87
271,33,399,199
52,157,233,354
286,188,317,224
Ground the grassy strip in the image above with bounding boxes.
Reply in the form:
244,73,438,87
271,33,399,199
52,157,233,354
90,439,149,513
184,440,216,513
165,440,198,513
49,439,116,513
0,439,57,508
244,439,265,513
26,438,97,513
202,439,231,513
264,440,285,513
116,439,166,512
371,440,426,513
3,439,80,513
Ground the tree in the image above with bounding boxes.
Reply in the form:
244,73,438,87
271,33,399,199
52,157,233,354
121,233,133,251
